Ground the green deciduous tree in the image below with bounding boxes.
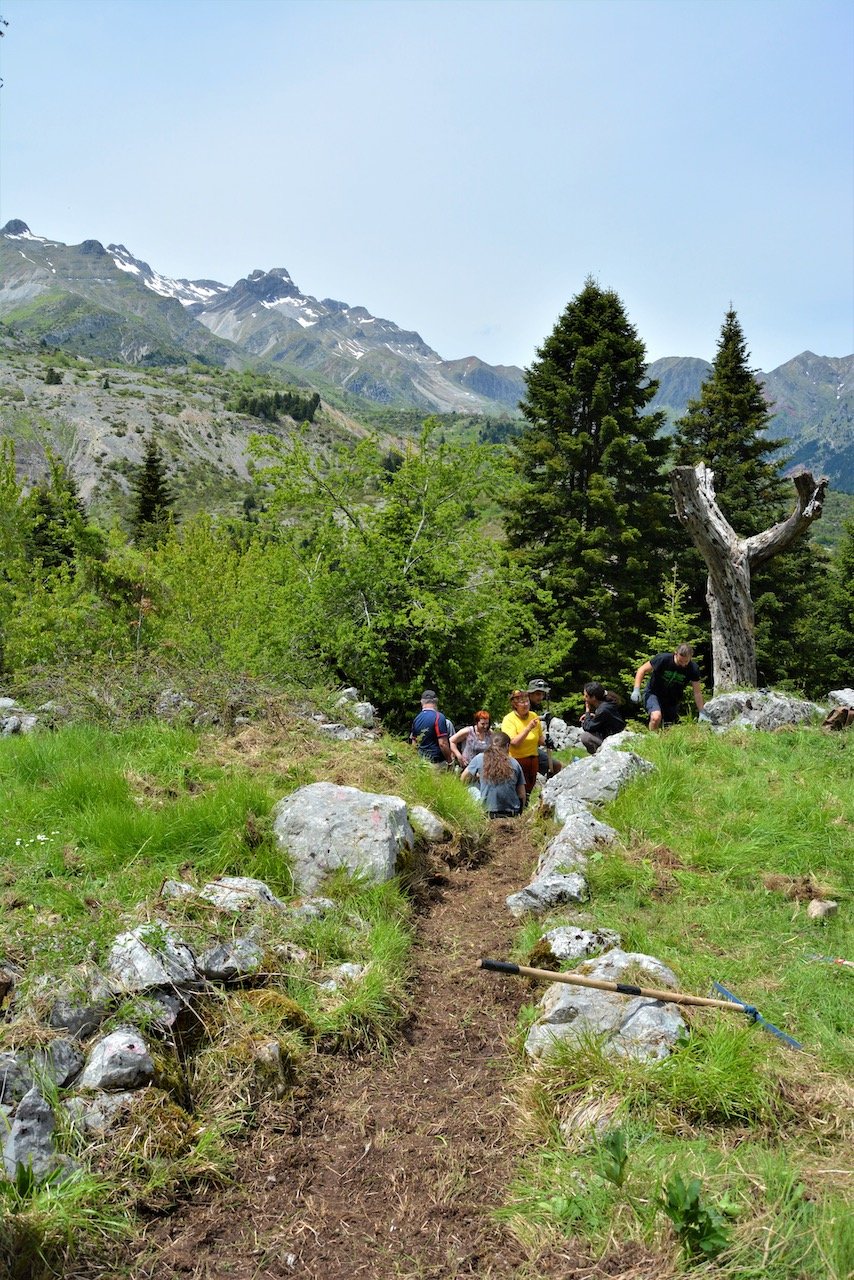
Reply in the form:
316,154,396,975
255,421,535,727
505,279,673,693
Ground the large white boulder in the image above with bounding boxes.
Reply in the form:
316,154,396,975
702,690,824,731
273,782,414,895
540,751,654,816
537,813,617,878
524,949,686,1063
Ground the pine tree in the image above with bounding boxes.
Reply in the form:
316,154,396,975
131,439,175,544
24,455,89,569
505,279,673,692
674,308,787,529
795,519,854,693
673,308,831,691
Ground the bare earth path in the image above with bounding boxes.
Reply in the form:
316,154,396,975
139,823,576,1280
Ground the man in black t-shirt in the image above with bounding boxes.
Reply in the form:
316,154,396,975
631,644,705,731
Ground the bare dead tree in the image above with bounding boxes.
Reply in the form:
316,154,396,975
670,463,828,692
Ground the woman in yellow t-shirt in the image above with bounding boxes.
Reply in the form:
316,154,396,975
501,689,543,797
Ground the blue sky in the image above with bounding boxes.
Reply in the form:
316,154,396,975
1,0,851,371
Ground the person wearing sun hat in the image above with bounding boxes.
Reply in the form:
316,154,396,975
500,689,543,797
525,678,563,778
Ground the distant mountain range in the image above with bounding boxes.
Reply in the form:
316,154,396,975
0,220,852,490
0,220,524,414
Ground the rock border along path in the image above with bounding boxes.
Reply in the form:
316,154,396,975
141,822,584,1280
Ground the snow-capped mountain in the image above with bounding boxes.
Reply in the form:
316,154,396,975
0,221,524,412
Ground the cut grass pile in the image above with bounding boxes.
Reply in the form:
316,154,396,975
506,724,853,1278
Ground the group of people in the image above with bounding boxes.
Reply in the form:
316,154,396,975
409,646,705,819
408,681,562,820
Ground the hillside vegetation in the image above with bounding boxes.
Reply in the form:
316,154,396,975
2,278,853,1278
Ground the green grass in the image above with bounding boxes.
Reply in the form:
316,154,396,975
0,716,437,1270
506,723,853,1278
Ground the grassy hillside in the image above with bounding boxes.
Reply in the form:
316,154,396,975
509,724,853,1277
1,713,850,1276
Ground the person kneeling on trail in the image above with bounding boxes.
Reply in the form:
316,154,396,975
631,644,705,731
461,731,526,818
450,710,493,769
579,682,626,754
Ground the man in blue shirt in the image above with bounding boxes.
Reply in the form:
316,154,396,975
409,691,453,765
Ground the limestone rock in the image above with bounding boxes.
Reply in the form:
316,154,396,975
828,688,854,707
598,729,641,752
3,1087,62,1181
409,805,450,843
273,782,414,895
0,1053,33,1106
121,989,190,1036
199,876,287,913
63,1090,138,1136
537,814,617,877
288,896,337,920
33,1039,84,1088
807,899,839,921
78,1028,155,1092
538,927,621,962
160,879,198,900
319,962,367,992
544,717,584,750
351,702,376,728
702,690,825,732
525,949,686,1063
506,873,589,918
198,934,264,983
106,925,199,993
49,994,111,1040
540,751,654,815
316,722,361,741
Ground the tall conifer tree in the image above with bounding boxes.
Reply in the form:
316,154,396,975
673,308,787,527
505,279,673,691
131,439,175,544
673,308,831,690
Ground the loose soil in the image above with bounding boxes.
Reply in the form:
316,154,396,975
129,823,666,1280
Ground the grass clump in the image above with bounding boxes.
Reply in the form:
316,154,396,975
0,1165,129,1280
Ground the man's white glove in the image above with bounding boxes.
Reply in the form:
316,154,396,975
630,688,641,704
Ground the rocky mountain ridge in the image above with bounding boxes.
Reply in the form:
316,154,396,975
1,220,852,491
0,221,525,414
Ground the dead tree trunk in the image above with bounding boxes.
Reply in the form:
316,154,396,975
670,464,828,692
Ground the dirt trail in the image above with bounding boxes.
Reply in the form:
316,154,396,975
140,823,569,1280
